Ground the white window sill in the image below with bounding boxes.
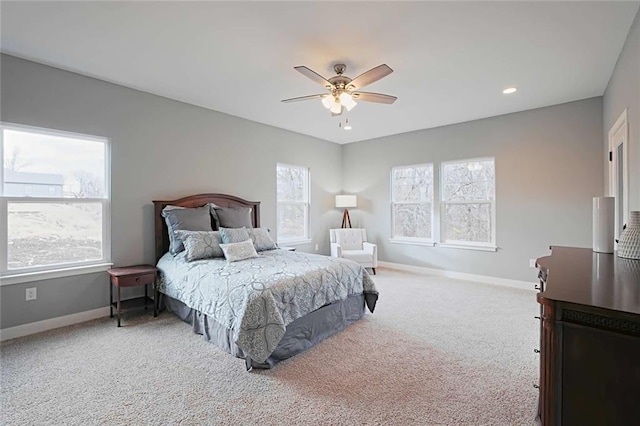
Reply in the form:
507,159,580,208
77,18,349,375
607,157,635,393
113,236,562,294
0,263,113,286
389,239,436,247
437,244,498,252
277,239,312,246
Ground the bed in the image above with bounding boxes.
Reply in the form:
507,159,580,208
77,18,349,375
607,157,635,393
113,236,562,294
153,193,378,369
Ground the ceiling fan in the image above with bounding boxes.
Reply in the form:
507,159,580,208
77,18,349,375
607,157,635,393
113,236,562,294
282,63,397,116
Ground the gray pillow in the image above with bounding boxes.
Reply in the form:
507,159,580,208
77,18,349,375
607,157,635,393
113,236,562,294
214,206,253,228
219,227,250,244
207,203,220,229
248,227,277,251
220,240,259,263
162,205,213,254
175,230,224,261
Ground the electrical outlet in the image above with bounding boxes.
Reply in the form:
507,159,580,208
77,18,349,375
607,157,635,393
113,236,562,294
25,287,37,301
529,259,537,268
315,244,319,251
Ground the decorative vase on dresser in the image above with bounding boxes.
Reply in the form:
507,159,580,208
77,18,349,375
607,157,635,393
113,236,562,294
618,211,640,259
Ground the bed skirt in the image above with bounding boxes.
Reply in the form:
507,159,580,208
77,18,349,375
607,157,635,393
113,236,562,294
162,293,366,370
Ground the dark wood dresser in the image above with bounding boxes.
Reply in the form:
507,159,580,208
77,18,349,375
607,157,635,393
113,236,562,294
535,246,640,426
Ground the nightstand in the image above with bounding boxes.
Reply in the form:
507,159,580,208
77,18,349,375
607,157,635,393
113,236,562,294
108,265,157,327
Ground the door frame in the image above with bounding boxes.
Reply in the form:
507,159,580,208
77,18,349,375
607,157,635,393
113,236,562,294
608,109,629,243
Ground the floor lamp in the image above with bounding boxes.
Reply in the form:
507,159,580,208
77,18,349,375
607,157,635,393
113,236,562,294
335,195,357,228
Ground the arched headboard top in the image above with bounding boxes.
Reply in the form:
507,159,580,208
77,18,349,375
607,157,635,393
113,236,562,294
153,193,261,262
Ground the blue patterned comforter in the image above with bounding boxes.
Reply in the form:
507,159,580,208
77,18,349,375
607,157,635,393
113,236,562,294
156,249,378,363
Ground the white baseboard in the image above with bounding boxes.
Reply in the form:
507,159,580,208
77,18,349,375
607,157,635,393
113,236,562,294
0,307,111,342
378,261,536,291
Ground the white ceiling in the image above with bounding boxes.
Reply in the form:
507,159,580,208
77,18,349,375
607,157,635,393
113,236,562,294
1,1,638,144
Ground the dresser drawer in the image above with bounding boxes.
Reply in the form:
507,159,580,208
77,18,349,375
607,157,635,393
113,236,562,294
114,272,155,288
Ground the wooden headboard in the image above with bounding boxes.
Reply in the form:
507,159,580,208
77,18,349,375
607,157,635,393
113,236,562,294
153,193,261,262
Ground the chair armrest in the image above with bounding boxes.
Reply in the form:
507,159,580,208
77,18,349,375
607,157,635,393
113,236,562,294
331,243,343,258
363,242,377,255
363,242,378,267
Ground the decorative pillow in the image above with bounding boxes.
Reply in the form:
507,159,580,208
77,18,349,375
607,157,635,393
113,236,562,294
214,206,253,228
220,240,259,263
162,205,213,255
248,227,277,251
219,227,250,244
174,230,224,262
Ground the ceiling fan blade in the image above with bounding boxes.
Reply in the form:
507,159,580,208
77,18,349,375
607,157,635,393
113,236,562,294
348,64,393,90
294,66,334,89
352,91,397,104
281,94,327,103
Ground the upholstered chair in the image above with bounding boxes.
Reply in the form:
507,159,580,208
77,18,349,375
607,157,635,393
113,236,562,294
329,228,377,274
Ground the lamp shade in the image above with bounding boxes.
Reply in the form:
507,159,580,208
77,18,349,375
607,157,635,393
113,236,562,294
335,195,357,208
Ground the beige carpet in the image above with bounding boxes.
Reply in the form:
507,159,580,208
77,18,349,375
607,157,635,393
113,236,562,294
1,268,539,425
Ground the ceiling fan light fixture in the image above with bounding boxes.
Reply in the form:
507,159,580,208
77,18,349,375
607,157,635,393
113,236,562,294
330,101,342,114
321,96,334,109
339,92,357,111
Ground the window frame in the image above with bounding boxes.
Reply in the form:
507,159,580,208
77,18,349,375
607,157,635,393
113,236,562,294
439,157,496,250
0,122,112,285
276,163,311,245
390,163,435,245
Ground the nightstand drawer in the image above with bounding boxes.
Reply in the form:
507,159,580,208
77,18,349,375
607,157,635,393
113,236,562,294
115,272,155,288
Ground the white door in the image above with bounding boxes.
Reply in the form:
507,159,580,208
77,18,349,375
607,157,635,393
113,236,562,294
608,110,629,244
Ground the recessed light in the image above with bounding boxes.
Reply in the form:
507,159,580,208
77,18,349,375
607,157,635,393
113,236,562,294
502,87,518,95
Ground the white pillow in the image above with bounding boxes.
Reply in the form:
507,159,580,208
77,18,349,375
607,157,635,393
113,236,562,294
219,239,259,263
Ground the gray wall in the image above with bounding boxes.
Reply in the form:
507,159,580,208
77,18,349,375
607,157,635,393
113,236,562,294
0,54,343,329
603,9,639,212
0,47,619,329
342,98,604,282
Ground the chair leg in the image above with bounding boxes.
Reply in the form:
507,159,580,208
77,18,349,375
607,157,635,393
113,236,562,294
372,268,376,275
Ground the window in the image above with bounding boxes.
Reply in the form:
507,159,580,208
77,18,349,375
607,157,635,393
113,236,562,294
1,123,110,280
276,163,310,243
391,164,434,243
441,158,495,247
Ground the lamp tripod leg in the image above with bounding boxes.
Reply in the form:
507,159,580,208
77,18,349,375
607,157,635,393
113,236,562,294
341,209,352,228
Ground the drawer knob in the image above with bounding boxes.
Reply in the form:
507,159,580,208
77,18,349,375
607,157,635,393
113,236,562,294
534,349,540,354
533,384,540,389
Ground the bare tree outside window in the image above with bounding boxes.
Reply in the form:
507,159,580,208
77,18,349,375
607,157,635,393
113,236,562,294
3,146,31,171
72,171,105,198
391,164,433,241
441,159,495,244
277,164,309,242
